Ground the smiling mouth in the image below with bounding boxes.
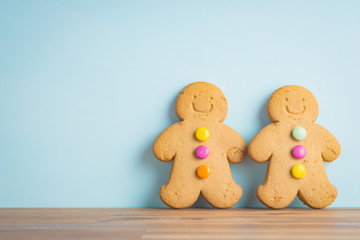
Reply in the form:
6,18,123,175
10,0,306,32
286,105,306,115
192,103,214,113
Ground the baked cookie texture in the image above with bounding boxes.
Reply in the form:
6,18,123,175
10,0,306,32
153,82,247,209
248,85,341,209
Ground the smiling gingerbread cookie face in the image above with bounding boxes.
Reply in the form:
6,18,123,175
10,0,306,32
176,82,228,122
267,85,319,122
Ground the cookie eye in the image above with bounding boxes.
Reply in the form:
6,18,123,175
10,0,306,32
302,98,305,102
193,95,197,99
210,97,214,100
285,98,289,101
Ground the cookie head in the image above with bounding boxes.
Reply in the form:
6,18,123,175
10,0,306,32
267,85,319,122
176,82,228,122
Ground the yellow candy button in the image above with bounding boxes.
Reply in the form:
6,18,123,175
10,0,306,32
196,165,211,179
195,127,210,142
292,164,306,179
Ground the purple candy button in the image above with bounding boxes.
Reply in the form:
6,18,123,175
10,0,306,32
195,145,209,159
292,145,306,159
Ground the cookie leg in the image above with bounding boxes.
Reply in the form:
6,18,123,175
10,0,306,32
160,181,200,209
298,180,337,209
201,181,243,208
257,182,298,209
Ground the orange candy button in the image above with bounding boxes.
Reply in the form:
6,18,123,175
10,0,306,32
196,165,211,179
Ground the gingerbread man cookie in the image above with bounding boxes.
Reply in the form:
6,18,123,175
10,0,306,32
248,85,341,209
153,82,247,208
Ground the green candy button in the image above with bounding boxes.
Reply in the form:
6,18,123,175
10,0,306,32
292,126,307,141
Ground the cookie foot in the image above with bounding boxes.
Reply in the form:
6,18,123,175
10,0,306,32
298,181,337,209
257,183,298,209
160,183,200,209
201,181,242,208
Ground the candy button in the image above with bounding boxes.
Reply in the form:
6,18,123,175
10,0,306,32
195,145,209,159
195,127,210,142
292,164,306,179
196,165,211,179
292,145,306,159
292,126,306,141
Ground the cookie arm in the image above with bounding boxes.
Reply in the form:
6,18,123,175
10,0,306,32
153,123,180,162
248,124,275,163
221,124,247,164
315,124,341,162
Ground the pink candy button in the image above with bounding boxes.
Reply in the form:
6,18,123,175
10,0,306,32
195,145,209,159
292,145,306,159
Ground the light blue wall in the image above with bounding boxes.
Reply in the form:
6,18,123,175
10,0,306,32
1,0,359,208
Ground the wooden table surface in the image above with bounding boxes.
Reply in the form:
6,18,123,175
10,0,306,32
0,208,359,240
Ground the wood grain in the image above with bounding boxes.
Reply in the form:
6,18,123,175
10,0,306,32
0,208,359,240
